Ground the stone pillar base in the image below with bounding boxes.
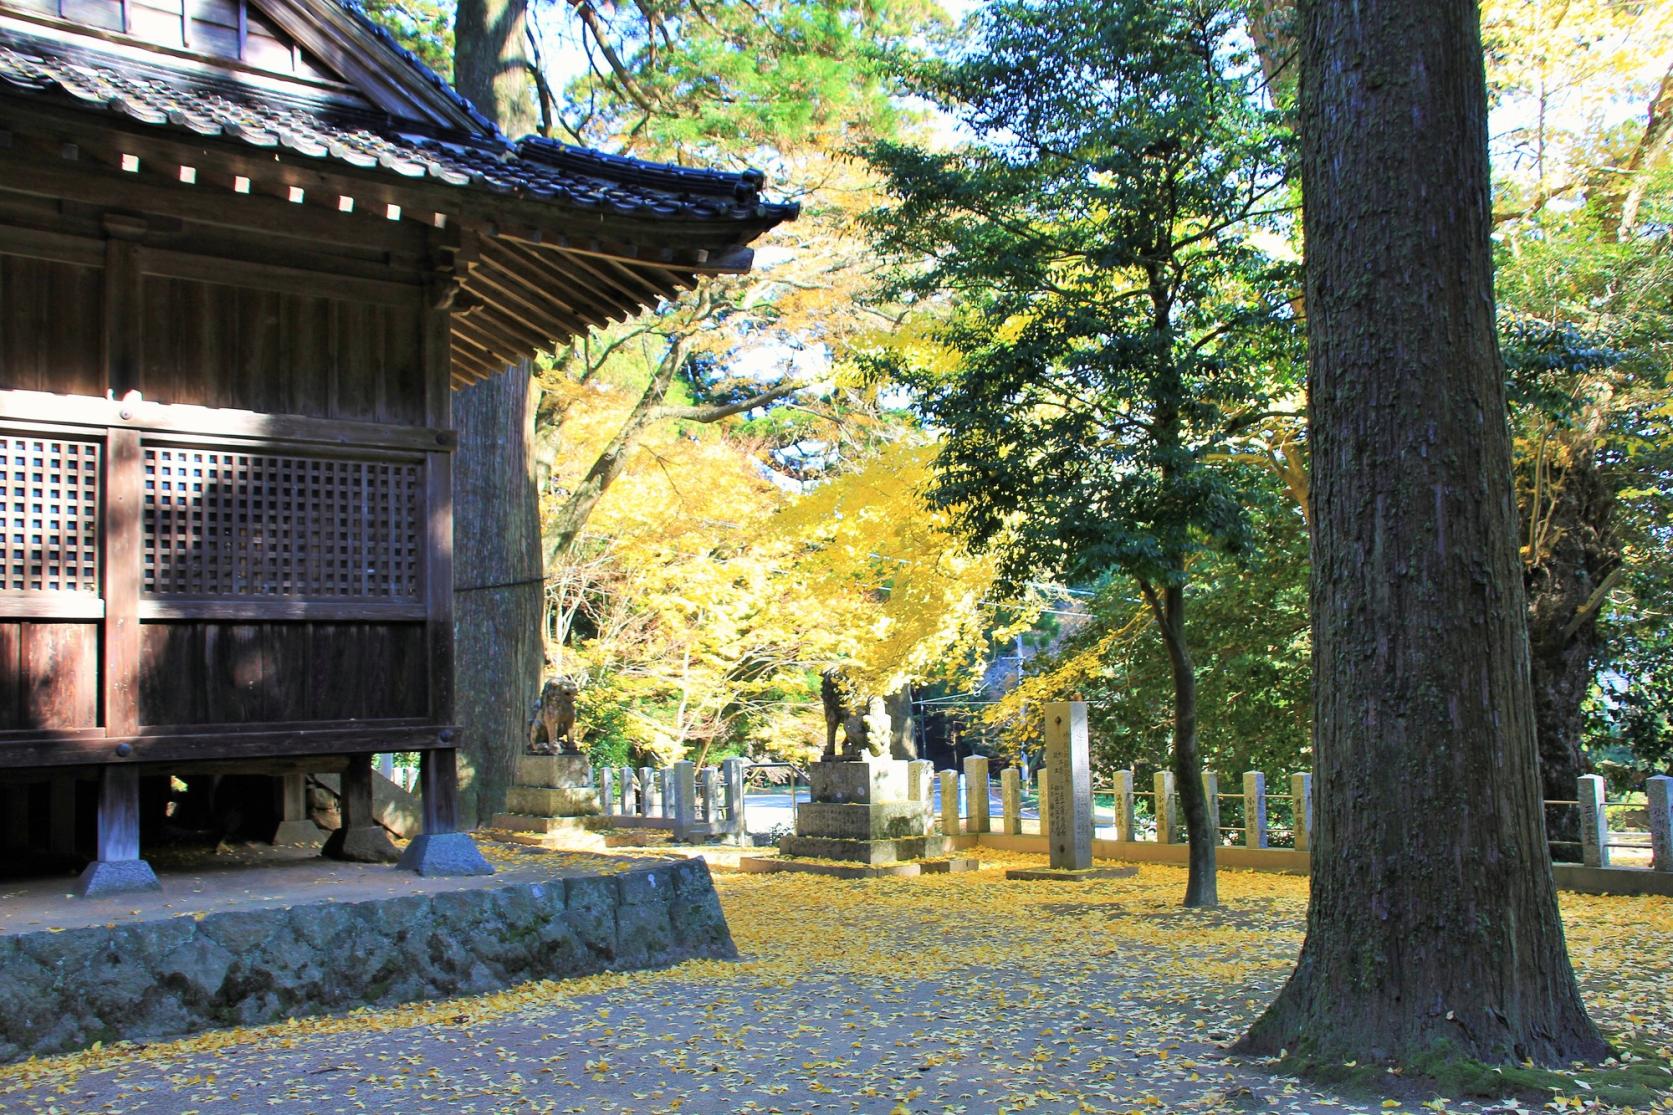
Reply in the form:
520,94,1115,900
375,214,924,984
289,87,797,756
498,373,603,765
75,858,160,898
322,825,399,863
397,833,494,877
270,819,326,848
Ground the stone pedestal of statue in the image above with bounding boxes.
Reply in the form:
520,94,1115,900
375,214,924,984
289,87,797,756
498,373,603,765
777,755,947,865
490,752,611,851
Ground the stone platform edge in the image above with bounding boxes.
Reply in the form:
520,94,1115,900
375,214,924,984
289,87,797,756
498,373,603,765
0,857,734,1063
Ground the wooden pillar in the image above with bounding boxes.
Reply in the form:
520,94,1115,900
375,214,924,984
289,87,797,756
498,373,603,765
322,754,397,862
396,747,493,876
418,747,460,835
75,764,158,896
270,772,324,847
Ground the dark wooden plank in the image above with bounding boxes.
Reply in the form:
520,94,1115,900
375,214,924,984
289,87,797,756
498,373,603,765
0,723,456,768
0,592,105,619
306,622,357,721
21,622,98,729
262,622,311,720
0,254,45,392
203,622,266,723
138,598,426,621
389,621,428,717
101,427,143,735
0,622,21,730
0,389,454,452
102,230,144,396
141,246,417,308
138,621,207,725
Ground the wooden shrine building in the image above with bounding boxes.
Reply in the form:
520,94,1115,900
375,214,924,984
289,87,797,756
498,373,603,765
0,0,795,893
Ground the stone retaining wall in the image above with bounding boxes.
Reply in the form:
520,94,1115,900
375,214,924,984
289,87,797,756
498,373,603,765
0,857,733,1062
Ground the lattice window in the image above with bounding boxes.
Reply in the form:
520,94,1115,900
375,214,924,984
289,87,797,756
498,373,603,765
0,436,102,593
142,446,422,599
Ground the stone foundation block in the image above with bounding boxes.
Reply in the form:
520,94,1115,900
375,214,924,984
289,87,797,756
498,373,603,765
794,800,931,841
807,759,908,804
490,813,612,835
74,859,161,898
514,753,593,789
778,833,948,864
396,833,494,877
504,785,602,817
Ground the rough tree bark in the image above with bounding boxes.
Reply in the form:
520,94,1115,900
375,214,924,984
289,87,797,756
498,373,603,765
448,0,543,824
1235,0,1606,1067
451,368,545,826
455,0,538,138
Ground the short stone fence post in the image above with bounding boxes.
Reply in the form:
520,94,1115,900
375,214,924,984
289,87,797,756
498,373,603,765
1290,772,1312,852
598,767,615,816
963,755,991,834
938,770,960,835
1201,771,1220,843
907,759,935,835
1648,775,1672,872
672,761,697,841
720,757,748,842
699,766,720,828
638,767,656,817
1154,771,1177,844
1242,771,1267,848
618,766,636,815
1578,773,1609,868
1000,768,1022,835
1111,769,1134,842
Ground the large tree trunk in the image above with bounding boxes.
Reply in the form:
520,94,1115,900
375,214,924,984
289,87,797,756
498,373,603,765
449,2,543,825
454,0,538,138
452,368,546,826
1235,0,1605,1067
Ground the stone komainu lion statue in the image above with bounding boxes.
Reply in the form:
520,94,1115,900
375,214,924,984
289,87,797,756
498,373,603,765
528,676,581,754
820,667,882,760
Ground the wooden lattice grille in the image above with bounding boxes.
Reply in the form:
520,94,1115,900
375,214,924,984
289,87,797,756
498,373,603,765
142,446,422,599
0,436,101,593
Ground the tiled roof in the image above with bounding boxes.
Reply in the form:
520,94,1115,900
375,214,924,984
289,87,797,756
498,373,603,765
0,30,800,225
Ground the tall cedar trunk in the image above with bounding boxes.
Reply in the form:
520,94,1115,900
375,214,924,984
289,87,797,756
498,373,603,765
1523,445,1617,861
450,2,543,824
1157,583,1217,908
454,0,538,137
452,368,545,825
1235,0,1606,1066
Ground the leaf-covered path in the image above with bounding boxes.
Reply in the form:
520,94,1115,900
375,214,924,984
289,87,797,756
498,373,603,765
2,850,1669,1114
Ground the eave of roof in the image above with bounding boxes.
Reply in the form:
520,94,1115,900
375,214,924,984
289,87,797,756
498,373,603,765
0,21,800,232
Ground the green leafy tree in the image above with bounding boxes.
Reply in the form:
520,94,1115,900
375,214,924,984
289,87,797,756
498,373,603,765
991,483,1311,792
863,0,1297,907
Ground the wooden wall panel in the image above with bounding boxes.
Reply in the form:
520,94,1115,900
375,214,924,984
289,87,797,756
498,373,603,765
139,277,425,425
0,622,98,730
0,254,105,397
139,621,427,725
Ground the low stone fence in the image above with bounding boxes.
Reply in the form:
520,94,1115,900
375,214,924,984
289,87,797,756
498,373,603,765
593,759,748,844
935,757,1673,896
0,856,734,1063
